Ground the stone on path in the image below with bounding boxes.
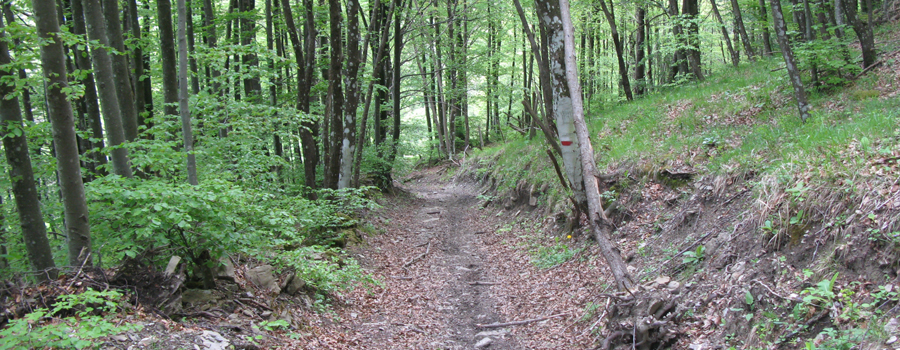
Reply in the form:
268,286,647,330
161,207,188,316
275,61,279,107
474,337,493,348
247,265,280,294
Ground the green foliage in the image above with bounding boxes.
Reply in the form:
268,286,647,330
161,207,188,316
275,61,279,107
682,245,705,265
800,273,838,306
532,239,582,269
0,289,141,350
270,246,376,296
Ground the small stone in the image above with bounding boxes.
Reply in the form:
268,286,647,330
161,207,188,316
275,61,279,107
246,265,281,294
164,256,182,277
111,334,128,342
654,276,671,287
199,330,230,350
475,337,493,348
215,256,236,281
667,281,681,290
887,336,898,344
138,336,155,346
885,318,900,335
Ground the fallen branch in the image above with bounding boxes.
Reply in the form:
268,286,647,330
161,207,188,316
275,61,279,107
402,242,431,268
475,313,567,328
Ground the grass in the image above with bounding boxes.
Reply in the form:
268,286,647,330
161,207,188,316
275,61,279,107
466,21,900,213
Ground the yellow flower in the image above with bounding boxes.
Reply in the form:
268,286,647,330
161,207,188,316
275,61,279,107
567,235,572,239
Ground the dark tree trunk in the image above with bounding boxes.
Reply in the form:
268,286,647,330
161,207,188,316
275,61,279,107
842,0,877,68
711,0,739,66
682,0,704,80
238,0,261,100
323,0,344,190
770,0,812,122
338,0,361,189
158,0,180,117
282,0,319,195
597,0,634,100
70,0,107,173
0,16,57,281
102,0,139,141
84,0,134,177
634,7,648,95
759,0,774,56
33,0,93,267
731,0,757,60
126,0,150,128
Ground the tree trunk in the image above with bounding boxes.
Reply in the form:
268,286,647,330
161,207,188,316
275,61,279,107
634,7,648,95
323,0,344,190
730,0,757,60
83,0,134,178
759,0,774,56
532,0,589,215
842,0,877,68
596,0,634,100
682,0,704,80
558,0,632,291
177,0,198,186
338,0,361,189
770,0,812,122
70,0,107,173
158,0,180,117
710,0,739,66
126,0,150,128
282,0,319,195
33,0,93,267
0,16,57,281
102,0,139,141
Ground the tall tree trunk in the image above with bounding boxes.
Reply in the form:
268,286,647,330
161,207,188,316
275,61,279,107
33,0,93,267
711,0,739,66
158,0,179,117
842,0,877,68
282,0,319,194
1,4,34,123
558,0,632,291
682,0,704,80
759,0,774,55
102,0,139,141
634,7,648,95
532,0,589,215
770,0,812,122
187,0,199,94
238,0,261,100
84,0,134,177
126,0,150,128
323,0,343,189
177,0,198,186
70,0,106,173
597,0,634,100
0,16,57,281
731,0,757,60
338,0,361,189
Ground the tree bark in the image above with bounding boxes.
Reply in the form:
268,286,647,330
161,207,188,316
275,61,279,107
634,7,648,95
682,0,704,80
841,0,877,68
710,0,739,66
0,15,57,281
126,0,151,128
282,0,319,195
323,0,344,189
770,0,812,122
558,0,633,291
102,0,139,141
83,0,134,178
158,0,179,117
70,0,107,173
33,0,93,267
177,0,198,186
759,0,774,56
730,0,757,60
596,0,634,100
337,0,361,189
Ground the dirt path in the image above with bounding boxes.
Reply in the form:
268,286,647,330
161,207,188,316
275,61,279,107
339,170,517,349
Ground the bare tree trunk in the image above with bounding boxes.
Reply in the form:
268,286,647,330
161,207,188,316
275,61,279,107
338,0,361,189
126,0,150,128
84,0,134,178
177,0,198,186
710,0,739,66
158,0,179,117
842,0,877,68
596,0,634,100
0,16,57,280
33,0,93,267
759,0,774,56
282,0,319,195
70,0,106,173
102,0,139,141
634,7,648,95
770,0,812,122
558,0,632,291
730,0,757,60
682,0,704,80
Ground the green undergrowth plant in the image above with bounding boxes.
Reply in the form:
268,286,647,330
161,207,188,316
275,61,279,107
531,238,583,269
0,289,141,350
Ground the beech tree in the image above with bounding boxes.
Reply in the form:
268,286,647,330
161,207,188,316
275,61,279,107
33,0,93,266
0,14,56,280
770,0,811,122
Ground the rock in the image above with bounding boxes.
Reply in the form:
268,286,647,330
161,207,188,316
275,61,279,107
247,265,281,294
281,274,307,295
215,256,235,281
111,334,129,342
654,276,671,287
475,330,508,338
199,330,230,350
667,281,681,290
182,289,223,309
885,318,900,335
888,336,898,345
474,337,493,348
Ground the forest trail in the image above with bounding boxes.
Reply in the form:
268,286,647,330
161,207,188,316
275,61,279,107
333,167,519,349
